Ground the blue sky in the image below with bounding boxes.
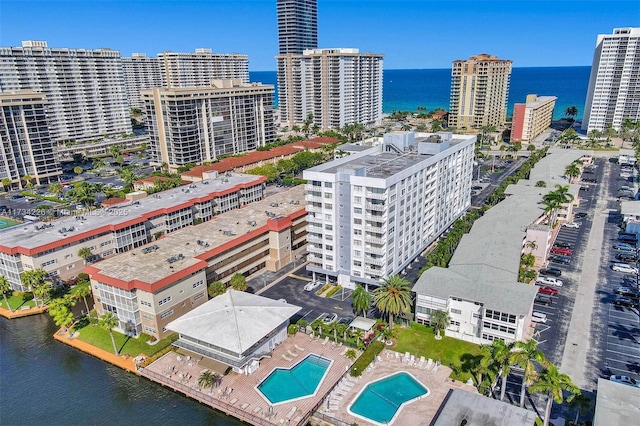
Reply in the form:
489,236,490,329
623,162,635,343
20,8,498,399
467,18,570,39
1,0,638,70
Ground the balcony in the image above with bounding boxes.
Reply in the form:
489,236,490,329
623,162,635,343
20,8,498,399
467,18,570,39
365,256,385,266
365,191,386,200
365,234,385,245
365,203,385,212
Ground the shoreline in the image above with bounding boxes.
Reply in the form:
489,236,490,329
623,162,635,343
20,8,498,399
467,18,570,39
0,304,48,319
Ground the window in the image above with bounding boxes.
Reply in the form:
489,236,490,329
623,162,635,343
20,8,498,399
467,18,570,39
160,309,174,319
354,218,362,225
192,280,203,288
158,296,172,306
41,259,56,267
325,203,332,209
324,193,332,199
144,326,157,334
100,241,111,247
141,300,152,307
194,291,206,301
354,196,362,203
354,207,362,214
451,308,462,315
324,182,332,188
67,265,75,270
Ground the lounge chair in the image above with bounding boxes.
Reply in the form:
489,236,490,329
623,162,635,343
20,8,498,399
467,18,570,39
229,398,238,405
417,356,425,368
282,354,293,361
321,336,329,346
253,406,262,414
241,403,250,410
395,352,400,361
287,349,298,357
293,416,303,423
402,352,410,363
409,355,415,366
376,355,383,363
340,347,348,356
295,344,305,352
426,358,433,369
285,407,297,419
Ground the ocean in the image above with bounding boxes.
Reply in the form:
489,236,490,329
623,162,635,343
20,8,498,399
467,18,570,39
250,66,591,121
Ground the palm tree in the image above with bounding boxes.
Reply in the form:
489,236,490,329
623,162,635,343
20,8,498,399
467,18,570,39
351,328,365,348
525,240,538,254
373,275,412,331
603,124,618,146
99,312,120,355
1,177,12,191
564,163,581,183
568,391,592,424
78,247,93,263
535,181,547,188
49,183,63,199
564,106,578,121
20,269,47,307
22,174,33,190
474,345,495,391
198,370,216,394
52,305,75,337
208,281,227,298
511,339,547,407
75,284,92,315
229,273,247,291
587,129,602,147
351,284,371,318
529,365,579,426
73,166,83,175
490,340,515,401
0,275,13,312
431,310,451,339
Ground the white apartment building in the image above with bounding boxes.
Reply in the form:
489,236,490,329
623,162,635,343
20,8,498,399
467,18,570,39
121,53,165,109
142,79,275,168
122,49,250,109
583,28,640,132
276,48,383,130
0,174,266,291
449,53,512,129
0,41,131,143
0,90,61,189
303,131,475,290
511,95,557,143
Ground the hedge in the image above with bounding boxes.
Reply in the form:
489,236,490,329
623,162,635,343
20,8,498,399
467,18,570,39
350,340,385,377
325,285,342,298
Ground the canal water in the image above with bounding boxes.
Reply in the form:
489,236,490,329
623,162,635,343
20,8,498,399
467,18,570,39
0,315,245,425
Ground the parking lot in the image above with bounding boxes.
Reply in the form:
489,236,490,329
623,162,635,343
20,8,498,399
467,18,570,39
586,158,640,387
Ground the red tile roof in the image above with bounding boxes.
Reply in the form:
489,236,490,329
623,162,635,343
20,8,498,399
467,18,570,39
102,197,126,206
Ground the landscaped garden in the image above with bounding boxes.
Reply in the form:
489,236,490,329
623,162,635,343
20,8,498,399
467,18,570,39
0,293,37,311
72,318,177,357
393,322,482,382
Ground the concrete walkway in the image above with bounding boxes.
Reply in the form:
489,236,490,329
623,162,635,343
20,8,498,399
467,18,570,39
560,160,610,390
0,304,48,319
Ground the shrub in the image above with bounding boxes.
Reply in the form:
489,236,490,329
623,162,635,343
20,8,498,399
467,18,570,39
77,272,90,283
316,283,332,296
296,319,308,328
325,285,342,298
288,324,298,335
350,341,384,377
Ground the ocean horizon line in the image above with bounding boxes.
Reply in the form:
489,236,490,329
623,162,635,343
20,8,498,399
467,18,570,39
249,65,591,73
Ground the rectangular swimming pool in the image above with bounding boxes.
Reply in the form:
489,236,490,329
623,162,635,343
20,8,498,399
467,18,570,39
257,354,332,405
348,372,429,425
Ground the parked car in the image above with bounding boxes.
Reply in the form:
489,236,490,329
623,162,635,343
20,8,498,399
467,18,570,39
551,247,572,256
539,267,562,277
531,312,548,324
535,295,553,306
536,276,564,287
548,255,570,265
582,178,597,183
574,212,588,219
611,263,639,274
471,186,483,191
337,316,354,326
614,287,640,298
562,221,581,229
553,241,573,249
613,296,635,307
619,186,634,192
317,313,338,324
618,233,638,243
616,253,638,262
10,194,24,200
613,243,636,252
579,186,590,192
610,375,640,387
538,286,559,296
304,281,321,292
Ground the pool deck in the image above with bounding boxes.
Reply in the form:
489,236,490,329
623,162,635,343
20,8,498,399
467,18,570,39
140,333,357,426
316,349,479,426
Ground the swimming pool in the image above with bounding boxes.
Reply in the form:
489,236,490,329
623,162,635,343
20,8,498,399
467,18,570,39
348,372,429,425
256,354,332,405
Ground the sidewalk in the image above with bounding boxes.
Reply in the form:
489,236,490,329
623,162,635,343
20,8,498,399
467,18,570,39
247,258,308,294
53,328,139,374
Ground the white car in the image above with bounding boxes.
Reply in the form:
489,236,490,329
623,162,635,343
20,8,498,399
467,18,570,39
304,281,321,292
562,221,581,229
610,375,639,387
611,263,639,274
536,276,564,287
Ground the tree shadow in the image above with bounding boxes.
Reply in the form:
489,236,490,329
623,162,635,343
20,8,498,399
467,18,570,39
119,336,131,354
459,352,483,376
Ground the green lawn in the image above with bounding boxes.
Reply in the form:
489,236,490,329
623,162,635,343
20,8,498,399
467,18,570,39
73,321,176,357
0,295,37,311
393,323,482,382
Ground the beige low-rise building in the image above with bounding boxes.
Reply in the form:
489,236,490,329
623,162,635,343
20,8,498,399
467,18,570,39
511,94,557,143
86,186,307,339
0,173,266,291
